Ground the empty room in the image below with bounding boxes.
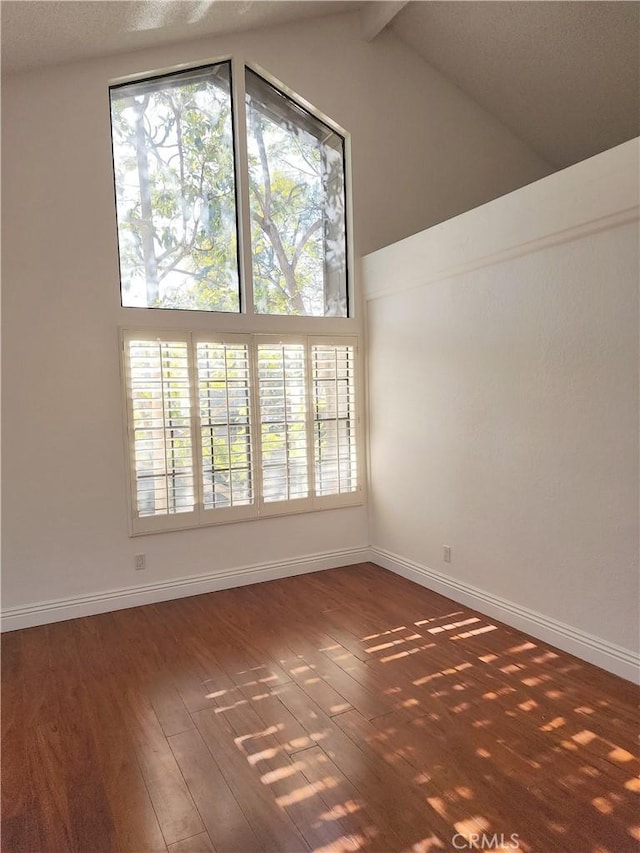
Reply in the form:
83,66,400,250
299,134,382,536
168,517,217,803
2,1,639,851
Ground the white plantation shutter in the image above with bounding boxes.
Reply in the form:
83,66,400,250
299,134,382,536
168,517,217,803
256,341,310,505
124,335,196,532
311,341,358,497
196,339,254,519
122,331,361,533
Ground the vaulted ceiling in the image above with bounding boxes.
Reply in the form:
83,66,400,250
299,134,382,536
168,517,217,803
0,1,364,74
390,2,640,169
3,1,639,171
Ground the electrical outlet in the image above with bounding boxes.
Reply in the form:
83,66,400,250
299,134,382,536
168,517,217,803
135,553,146,571
443,545,451,563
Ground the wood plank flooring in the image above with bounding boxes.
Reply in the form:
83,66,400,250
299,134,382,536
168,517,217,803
2,563,639,852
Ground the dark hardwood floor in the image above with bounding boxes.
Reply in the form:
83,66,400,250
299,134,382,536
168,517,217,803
2,563,639,853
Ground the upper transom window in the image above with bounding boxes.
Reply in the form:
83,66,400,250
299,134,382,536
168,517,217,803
110,62,349,317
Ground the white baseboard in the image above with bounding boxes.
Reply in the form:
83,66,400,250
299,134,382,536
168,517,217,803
4,545,637,685
370,546,640,685
0,547,371,632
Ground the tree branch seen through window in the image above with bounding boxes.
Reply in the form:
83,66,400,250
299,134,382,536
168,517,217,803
110,63,348,317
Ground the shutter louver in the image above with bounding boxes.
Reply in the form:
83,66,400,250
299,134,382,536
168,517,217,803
122,332,360,533
257,343,309,502
312,344,357,496
127,339,195,518
197,341,253,510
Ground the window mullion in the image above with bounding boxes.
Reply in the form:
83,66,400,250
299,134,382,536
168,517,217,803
231,56,255,318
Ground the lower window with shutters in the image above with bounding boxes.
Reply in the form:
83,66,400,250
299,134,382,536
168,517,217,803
121,330,362,534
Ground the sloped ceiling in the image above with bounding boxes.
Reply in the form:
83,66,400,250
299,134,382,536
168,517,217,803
3,1,638,171
391,1,640,169
0,1,364,74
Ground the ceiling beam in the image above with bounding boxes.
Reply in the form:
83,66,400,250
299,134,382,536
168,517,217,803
360,1,409,42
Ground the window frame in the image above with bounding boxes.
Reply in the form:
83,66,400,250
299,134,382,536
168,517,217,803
244,66,350,318
108,56,355,322
240,59,355,322
113,56,363,537
120,328,364,536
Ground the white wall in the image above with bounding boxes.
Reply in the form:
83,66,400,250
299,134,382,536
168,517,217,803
364,140,640,681
1,11,550,624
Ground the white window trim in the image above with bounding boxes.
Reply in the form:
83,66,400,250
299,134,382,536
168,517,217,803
120,329,364,536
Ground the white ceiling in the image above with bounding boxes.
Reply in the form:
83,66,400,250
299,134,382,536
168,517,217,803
391,1,640,168
0,1,364,74
3,0,638,171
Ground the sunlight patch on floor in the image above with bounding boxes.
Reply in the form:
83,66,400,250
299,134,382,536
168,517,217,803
608,747,634,763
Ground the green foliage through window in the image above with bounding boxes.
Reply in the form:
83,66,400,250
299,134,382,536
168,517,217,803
110,62,348,317
111,64,239,312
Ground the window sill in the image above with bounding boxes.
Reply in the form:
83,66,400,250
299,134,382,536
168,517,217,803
129,491,366,537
